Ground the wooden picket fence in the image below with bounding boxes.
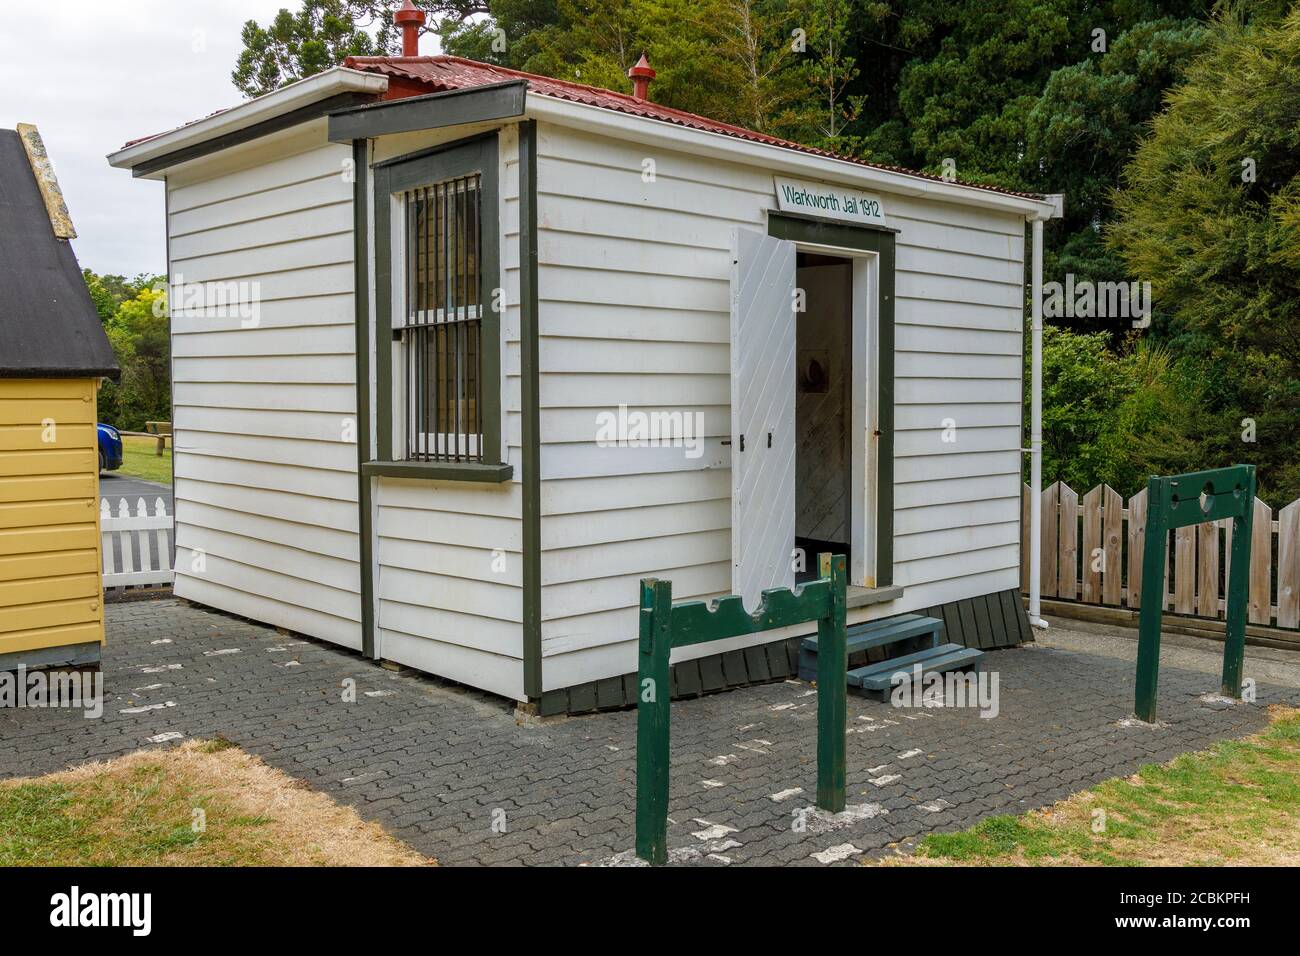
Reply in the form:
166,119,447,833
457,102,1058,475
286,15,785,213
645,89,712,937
1021,482,1300,630
100,497,174,589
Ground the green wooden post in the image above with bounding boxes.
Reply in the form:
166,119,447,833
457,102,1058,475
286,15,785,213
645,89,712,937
1135,476,1170,723
816,553,847,813
1222,466,1256,698
635,578,673,865
632,555,847,863
1135,465,1256,721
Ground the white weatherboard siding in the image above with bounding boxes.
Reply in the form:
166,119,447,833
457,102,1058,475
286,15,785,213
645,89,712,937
534,122,1025,692
167,125,363,648
369,125,526,701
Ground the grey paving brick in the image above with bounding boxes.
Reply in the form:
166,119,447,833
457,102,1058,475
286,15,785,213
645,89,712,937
1,598,1295,866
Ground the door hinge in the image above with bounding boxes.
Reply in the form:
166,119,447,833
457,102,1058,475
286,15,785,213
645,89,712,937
767,431,772,448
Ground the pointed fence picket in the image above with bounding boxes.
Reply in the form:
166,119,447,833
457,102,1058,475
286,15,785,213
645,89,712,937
100,497,174,589
1022,482,1300,631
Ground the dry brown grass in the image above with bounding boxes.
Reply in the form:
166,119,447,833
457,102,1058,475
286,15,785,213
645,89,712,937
0,740,433,867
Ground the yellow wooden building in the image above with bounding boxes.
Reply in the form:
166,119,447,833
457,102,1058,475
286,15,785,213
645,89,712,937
0,125,119,670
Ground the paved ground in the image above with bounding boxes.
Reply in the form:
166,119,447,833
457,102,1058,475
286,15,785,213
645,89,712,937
100,473,172,511
2,600,1297,866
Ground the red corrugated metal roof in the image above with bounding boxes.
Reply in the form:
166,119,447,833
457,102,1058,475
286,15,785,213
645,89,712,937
344,54,1044,202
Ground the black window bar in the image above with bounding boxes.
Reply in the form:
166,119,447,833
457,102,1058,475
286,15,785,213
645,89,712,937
399,174,482,463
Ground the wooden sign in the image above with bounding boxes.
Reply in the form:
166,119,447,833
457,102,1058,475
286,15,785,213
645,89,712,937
774,177,886,227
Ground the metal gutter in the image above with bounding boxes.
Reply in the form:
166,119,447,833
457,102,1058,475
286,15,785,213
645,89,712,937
1027,194,1064,630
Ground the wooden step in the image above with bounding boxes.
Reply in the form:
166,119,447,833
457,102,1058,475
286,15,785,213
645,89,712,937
848,644,985,694
798,614,945,681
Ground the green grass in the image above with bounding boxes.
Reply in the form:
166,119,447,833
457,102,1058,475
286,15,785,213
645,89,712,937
905,707,1300,866
114,434,171,485
0,740,430,867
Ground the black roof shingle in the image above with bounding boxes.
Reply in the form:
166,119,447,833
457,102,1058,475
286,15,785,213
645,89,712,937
0,128,119,379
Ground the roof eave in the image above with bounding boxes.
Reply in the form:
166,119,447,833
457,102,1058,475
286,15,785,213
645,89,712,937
526,93,1056,219
0,365,120,380
107,68,390,179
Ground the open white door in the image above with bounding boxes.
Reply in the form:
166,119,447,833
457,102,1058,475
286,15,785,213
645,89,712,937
730,227,797,610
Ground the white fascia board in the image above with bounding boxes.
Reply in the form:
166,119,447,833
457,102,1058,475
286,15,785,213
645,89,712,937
527,93,1058,220
107,67,389,173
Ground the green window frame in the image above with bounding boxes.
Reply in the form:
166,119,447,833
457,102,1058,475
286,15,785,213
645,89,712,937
369,133,510,483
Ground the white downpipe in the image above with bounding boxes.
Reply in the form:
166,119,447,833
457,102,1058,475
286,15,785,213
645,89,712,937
1029,218,1047,630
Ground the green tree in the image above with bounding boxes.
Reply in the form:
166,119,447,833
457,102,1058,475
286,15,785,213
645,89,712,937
1029,325,1199,496
1108,6,1300,502
1025,16,1210,329
442,0,561,67
232,1,497,97
82,269,152,326
519,0,811,136
93,279,170,431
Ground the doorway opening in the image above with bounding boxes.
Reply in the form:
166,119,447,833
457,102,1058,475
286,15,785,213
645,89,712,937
795,251,853,584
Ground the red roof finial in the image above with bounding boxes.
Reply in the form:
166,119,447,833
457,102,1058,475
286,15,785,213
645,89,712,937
628,53,656,101
394,0,426,58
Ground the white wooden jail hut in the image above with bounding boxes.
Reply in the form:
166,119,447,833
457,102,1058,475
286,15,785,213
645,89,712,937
110,8,1060,715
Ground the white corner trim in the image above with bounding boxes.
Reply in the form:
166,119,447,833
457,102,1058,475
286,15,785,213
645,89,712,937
526,93,1059,219
107,67,389,173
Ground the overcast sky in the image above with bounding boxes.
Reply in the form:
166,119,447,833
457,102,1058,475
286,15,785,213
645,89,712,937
0,1,408,279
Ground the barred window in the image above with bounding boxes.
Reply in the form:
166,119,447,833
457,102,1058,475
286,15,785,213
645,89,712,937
398,174,482,462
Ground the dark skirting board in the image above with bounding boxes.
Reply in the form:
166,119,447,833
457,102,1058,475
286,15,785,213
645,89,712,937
535,587,1031,716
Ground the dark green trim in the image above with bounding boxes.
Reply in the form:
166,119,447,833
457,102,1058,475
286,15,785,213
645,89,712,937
133,92,376,178
361,460,513,482
370,129,499,171
372,133,502,465
328,81,526,143
519,121,543,700
766,213,896,588
771,209,900,235
926,589,1030,651
352,140,376,659
877,238,896,587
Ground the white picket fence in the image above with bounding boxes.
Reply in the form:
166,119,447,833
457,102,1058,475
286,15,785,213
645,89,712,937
100,497,174,589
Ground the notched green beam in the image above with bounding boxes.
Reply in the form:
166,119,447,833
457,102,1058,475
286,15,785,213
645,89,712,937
1167,489,1249,526
669,583,832,648
635,555,847,864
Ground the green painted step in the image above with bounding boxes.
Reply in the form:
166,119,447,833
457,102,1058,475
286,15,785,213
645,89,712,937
848,644,985,694
798,614,944,681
